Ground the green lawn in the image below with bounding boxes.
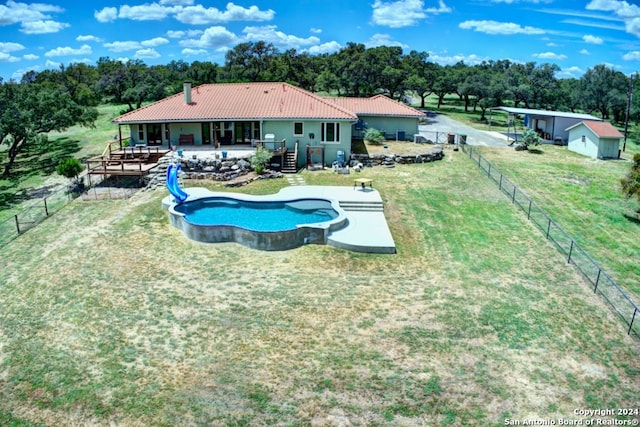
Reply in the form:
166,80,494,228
0,104,127,215
473,145,640,301
0,149,638,426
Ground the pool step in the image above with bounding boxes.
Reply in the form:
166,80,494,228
338,201,384,212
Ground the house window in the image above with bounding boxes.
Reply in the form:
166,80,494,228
581,135,586,143
138,124,144,142
321,122,340,143
294,122,303,136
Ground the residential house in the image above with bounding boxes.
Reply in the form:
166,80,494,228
112,82,425,169
326,95,425,141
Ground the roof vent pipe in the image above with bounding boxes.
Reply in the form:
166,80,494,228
184,82,192,104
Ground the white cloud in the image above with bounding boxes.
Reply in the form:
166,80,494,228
365,33,408,48
160,0,194,5
310,28,322,34
0,0,64,26
306,41,342,55
180,26,238,49
583,34,604,44
459,20,545,35
77,35,103,43
134,48,161,59
104,41,142,52
533,51,567,60
580,48,591,54
167,29,203,39
94,7,117,23
20,19,68,34
0,42,25,52
142,37,170,47
241,25,320,49
45,44,92,57
426,0,452,14
119,4,178,21
372,0,450,28
622,50,640,60
556,66,584,78
587,0,640,37
175,3,275,25
23,53,38,60
427,51,492,66
0,52,21,63
181,48,207,56
45,59,61,68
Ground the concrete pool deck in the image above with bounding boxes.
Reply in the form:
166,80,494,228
164,185,396,254
278,185,396,254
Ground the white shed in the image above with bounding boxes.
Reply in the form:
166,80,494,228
566,120,623,159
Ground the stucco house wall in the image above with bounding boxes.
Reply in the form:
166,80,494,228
358,116,418,141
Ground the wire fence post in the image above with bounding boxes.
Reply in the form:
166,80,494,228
568,240,574,263
629,308,637,335
512,186,517,203
594,269,601,293
14,214,20,234
527,200,532,220
44,197,49,216
499,174,503,191
488,163,491,178
546,218,551,239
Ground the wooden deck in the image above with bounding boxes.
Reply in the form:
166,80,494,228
87,145,170,177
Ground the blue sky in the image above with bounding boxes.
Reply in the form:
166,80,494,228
1,0,640,82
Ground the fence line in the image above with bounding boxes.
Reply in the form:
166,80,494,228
0,173,136,249
461,143,639,339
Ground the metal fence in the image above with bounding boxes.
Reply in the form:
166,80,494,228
0,185,76,248
0,173,137,249
461,143,639,339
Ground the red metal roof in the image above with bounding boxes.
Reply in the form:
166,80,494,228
113,82,359,124
580,120,624,138
325,94,425,117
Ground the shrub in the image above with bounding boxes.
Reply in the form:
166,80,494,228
56,158,84,182
621,153,640,215
364,128,385,145
251,146,272,174
515,128,540,151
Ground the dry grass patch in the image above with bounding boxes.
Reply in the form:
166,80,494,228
0,150,639,426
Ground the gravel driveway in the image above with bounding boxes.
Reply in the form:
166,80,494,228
418,112,513,147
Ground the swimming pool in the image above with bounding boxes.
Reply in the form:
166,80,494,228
174,197,339,231
165,188,348,251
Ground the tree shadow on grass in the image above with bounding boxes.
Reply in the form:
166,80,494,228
527,148,545,155
623,212,640,225
0,136,80,209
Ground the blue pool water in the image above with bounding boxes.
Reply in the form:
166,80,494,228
174,197,339,232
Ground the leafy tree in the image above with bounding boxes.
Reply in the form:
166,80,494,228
433,65,459,109
223,41,279,82
56,157,84,182
621,153,640,215
580,64,627,119
0,81,98,177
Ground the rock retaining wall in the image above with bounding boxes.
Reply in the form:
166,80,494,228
144,153,283,189
350,145,444,167
145,145,444,189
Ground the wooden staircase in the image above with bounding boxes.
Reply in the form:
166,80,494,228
281,141,299,174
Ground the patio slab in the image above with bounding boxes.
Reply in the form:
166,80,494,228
278,185,396,254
